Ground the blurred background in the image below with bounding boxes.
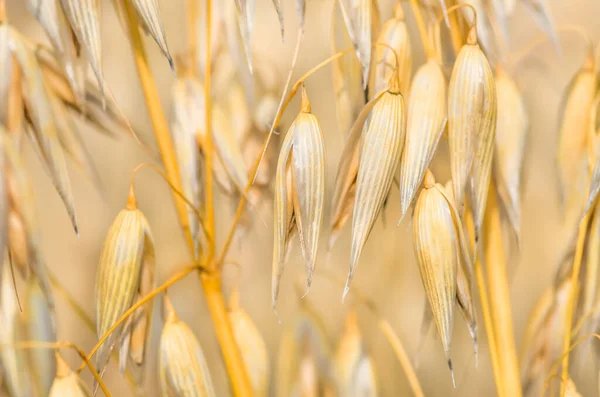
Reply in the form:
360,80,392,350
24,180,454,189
6,0,600,395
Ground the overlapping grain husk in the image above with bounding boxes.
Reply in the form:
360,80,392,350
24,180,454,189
272,87,325,307
94,191,155,389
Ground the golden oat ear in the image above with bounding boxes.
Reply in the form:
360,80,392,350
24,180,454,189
129,0,174,70
338,0,373,89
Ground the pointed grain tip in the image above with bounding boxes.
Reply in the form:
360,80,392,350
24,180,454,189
448,358,456,387
168,56,176,75
342,284,350,303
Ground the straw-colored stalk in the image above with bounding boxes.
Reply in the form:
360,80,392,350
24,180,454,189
484,183,521,397
120,1,253,395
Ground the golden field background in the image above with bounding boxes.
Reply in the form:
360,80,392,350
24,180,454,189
6,0,600,395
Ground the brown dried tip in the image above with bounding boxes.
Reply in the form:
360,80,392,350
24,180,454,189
126,185,137,210
393,2,404,20
466,27,478,45
300,85,311,113
423,170,435,188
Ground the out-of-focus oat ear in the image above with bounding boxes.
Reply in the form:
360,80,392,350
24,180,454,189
344,71,406,300
521,0,559,50
0,24,23,133
9,28,79,235
228,287,271,396
557,49,597,209
26,276,58,397
587,91,600,168
331,0,364,137
412,171,457,385
3,130,55,315
59,0,105,95
448,27,495,243
49,352,93,397
339,0,372,88
272,87,325,307
490,0,509,45
0,259,33,397
26,0,86,108
131,0,174,70
494,65,528,243
565,378,583,397
398,56,446,222
236,0,256,73
94,190,155,390
160,296,216,397
334,310,378,396
170,77,205,259
442,181,477,363
271,0,284,38
372,2,412,97
277,306,337,397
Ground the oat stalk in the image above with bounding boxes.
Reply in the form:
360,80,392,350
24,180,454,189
120,0,253,394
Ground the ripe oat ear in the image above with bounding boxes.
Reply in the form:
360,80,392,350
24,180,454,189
345,88,405,300
59,0,104,96
130,0,174,70
398,59,447,223
49,353,93,397
9,28,78,235
338,0,372,89
159,305,216,396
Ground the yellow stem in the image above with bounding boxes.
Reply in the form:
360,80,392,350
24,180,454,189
79,265,198,372
484,184,521,397
121,2,253,394
122,0,193,251
204,0,215,267
560,212,591,397
467,209,505,397
409,0,434,59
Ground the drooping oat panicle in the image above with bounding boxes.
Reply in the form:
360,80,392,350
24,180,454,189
398,57,446,221
95,192,155,385
0,261,33,397
59,0,104,94
160,296,216,397
49,352,93,397
494,66,528,241
277,306,337,396
272,87,325,306
412,171,458,383
9,28,79,234
521,0,559,49
25,277,58,397
27,0,86,107
344,73,406,300
131,0,174,69
334,311,378,396
228,288,270,396
372,2,412,97
339,0,372,88
170,77,205,259
557,50,597,208
448,27,495,238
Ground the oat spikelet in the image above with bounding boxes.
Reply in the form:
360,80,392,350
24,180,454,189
160,297,216,397
334,311,378,396
339,0,372,88
131,0,174,69
171,77,204,259
413,171,458,384
59,0,104,94
272,87,325,307
49,353,92,397
557,50,597,208
237,0,256,73
344,75,406,300
372,2,412,97
521,0,559,49
277,306,336,397
448,27,495,239
9,28,79,234
95,191,155,386
271,0,284,38
398,58,446,221
494,66,528,240
26,277,58,397
228,289,270,396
